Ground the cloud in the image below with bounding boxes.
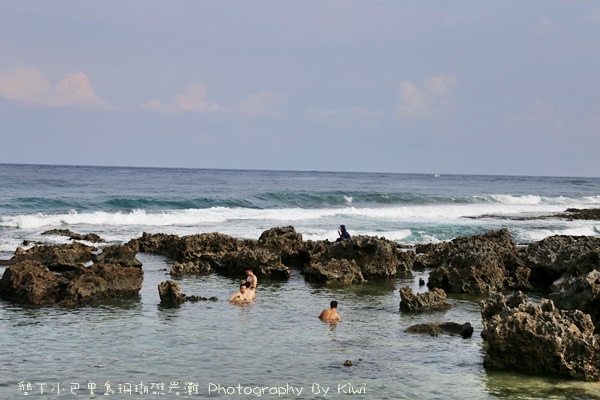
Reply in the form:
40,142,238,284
235,91,286,117
396,73,458,119
141,83,220,113
0,63,112,109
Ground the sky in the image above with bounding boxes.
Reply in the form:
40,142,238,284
1,1,599,177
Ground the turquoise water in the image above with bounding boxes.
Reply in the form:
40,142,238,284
1,164,600,398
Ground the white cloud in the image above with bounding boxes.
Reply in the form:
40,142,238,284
396,73,458,119
0,63,112,109
141,83,220,113
235,91,286,117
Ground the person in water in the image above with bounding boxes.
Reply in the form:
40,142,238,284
229,283,255,304
319,301,341,322
243,268,258,290
337,225,351,241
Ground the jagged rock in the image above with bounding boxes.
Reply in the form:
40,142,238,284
187,295,218,302
130,232,290,278
170,261,212,276
60,263,143,306
158,280,186,305
257,226,309,268
0,260,143,306
405,322,473,338
399,287,451,312
0,260,65,304
0,242,95,271
306,235,411,279
303,259,365,285
548,251,600,332
92,244,142,268
426,229,531,294
158,280,217,305
218,247,291,279
480,291,600,381
128,232,243,265
525,235,600,289
42,229,106,243
560,208,600,220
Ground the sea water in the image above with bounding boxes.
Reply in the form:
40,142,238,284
1,164,600,399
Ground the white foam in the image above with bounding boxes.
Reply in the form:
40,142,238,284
1,201,597,230
515,226,599,243
489,194,542,205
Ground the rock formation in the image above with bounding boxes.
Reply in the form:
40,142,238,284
406,322,473,338
158,280,217,306
424,229,531,294
480,291,600,381
0,260,143,306
399,287,451,312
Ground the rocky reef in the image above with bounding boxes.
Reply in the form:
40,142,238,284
2,223,600,381
481,291,600,381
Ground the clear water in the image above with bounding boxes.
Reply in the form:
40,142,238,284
1,164,600,399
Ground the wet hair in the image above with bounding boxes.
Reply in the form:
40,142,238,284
330,301,338,308
244,281,252,289
240,284,246,289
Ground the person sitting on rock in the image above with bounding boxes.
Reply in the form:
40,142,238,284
336,225,351,241
229,283,255,304
319,301,341,322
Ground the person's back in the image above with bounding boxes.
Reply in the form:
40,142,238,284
319,301,341,322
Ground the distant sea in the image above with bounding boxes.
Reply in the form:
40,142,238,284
1,164,600,399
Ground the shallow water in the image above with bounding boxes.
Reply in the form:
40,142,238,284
2,165,600,399
2,254,600,399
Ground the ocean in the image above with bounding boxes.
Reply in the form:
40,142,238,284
1,163,600,399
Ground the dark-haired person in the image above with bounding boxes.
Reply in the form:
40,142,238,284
243,268,258,290
319,301,341,322
229,283,255,304
336,225,351,241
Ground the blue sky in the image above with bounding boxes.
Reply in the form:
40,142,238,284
1,1,599,176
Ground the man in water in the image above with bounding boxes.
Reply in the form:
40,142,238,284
319,301,341,322
243,268,258,290
337,225,351,241
229,283,255,304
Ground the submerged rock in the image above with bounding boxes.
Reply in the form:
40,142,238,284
158,280,217,306
480,291,600,381
41,229,106,243
405,322,473,338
